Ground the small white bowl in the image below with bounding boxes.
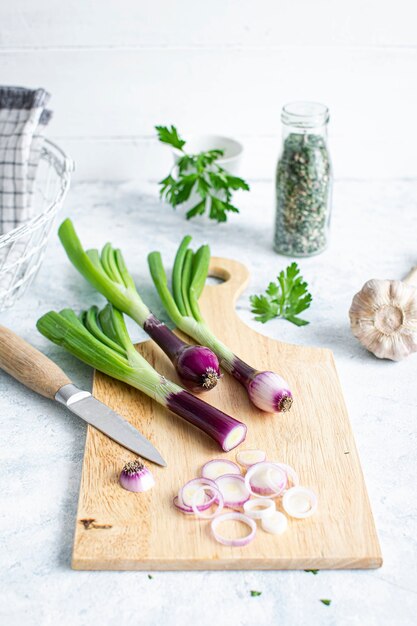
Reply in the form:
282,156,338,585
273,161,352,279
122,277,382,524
172,134,243,175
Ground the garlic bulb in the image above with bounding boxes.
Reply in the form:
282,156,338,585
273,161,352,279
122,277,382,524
349,267,417,361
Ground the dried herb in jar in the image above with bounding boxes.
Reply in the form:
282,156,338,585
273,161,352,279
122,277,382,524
274,132,332,257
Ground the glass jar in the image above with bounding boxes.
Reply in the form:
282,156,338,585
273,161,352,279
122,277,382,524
274,102,332,257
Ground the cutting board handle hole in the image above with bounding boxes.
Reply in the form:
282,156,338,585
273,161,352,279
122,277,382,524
206,258,251,303
206,274,226,286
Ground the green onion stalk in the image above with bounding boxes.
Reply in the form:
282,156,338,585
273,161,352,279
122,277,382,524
58,219,220,393
37,304,247,452
148,236,293,414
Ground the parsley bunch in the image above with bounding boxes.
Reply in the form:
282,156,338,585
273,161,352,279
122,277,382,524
156,125,250,222
250,262,312,326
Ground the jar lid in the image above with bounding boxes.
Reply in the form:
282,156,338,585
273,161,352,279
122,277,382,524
281,101,329,128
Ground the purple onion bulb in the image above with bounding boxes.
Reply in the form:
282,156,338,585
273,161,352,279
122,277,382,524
247,371,293,413
119,460,155,493
175,345,221,393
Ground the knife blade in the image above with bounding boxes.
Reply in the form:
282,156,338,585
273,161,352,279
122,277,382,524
55,383,166,465
0,325,166,466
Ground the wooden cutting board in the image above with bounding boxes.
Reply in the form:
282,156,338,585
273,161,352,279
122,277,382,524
72,257,382,571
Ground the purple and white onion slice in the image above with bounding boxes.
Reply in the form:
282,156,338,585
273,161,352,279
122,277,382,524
191,485,224,519
178,477,217,509
215,474,250,507
282,486,318,519
201,459,241,480
119,460,155,493
273,463,299,490
173,495,195,515
244,462,287,498
261,511,288,534
235,449,266,468
211,512,257,546
243,498,276,520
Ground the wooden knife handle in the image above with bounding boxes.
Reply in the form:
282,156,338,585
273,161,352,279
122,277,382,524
0,325,71,400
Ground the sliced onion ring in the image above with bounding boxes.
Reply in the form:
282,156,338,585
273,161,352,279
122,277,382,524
201,459,241,480
244,462,287,498
236,449,266,468
174,495,215,515
262,511,288,534
211,512,257,547
173,495,195,515
178,477,217,509
282,486,318,519
215,474,250,507
273,463,300,490
243,498,276,520
191,485,224,519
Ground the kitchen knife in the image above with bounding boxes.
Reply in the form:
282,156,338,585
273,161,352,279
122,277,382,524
0,325,166,466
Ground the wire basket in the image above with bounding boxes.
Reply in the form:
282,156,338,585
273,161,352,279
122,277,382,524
0,139,73,311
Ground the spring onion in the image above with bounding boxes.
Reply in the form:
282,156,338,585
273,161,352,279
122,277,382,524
36,303,246,452
273,463,300,490
261,511,288,535
120,460,155,493
191,485,224,519
173,496,196,515
214,474,250,507
236,449,267,468
211,512,257,547
58,219,220,393
178,478,217,509
282,487,318,519
244,462,287,498
147,236,293,413
243,498,276,520
173,456,317,547
201,459,241,480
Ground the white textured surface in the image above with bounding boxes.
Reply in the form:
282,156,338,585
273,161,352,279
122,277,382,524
3,0,417,48
1,0,417,180
1,180,417,625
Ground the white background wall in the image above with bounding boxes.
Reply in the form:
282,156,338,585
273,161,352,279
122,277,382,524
1,1,417,181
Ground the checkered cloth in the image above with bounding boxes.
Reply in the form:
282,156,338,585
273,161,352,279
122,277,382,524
0,87,52,236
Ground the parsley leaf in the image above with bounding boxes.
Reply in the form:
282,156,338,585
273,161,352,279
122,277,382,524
250,263,312,326
249,294,279,323
156,125,250,222
186,199,206,219
250,590,262,597
155,125,186,150
320,599,331,606
304,569,319,575
224,174,250,191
